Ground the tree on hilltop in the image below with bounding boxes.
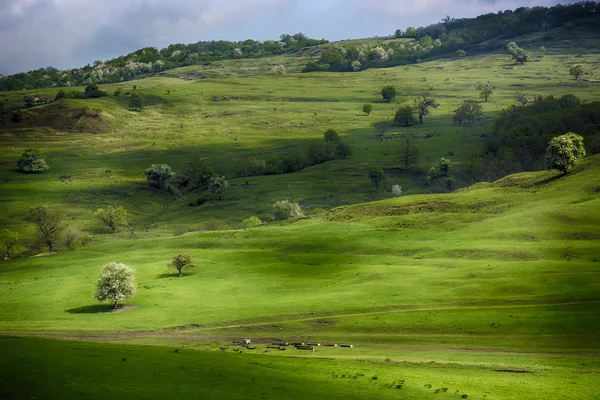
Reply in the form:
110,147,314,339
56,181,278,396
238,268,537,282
546,132,586,175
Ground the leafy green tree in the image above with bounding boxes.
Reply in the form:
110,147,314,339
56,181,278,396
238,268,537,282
144,164,175,190
414,96,440,124
29,205,66,252
569,65,584,80
404,27,418,37
93,262,137,309
546,132,586,175
476,83,495,102
176,156,215,192
84,83,108,98
445,176,456,192
363,103,373,116
368,167,386,191
381,86,397,102
273,200,304,220
394,105,417,126
17,149,49,173
463,145,483,181
168,254,195,277
323,129,340,142
540,45,546,55
207,176,229,200
0,229,25,260
129,92,144,111
400,138,419,170
242,216,262,228
336,142,353,159
507,42,528,64
394,29,403,38
55,90,66,100
456,50,467,59
307,140,336,164
453,99,483,126
94,206,128,233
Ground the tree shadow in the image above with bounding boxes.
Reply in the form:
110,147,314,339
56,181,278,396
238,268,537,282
533,173,563,187
155,271,195,279
66,304,113,314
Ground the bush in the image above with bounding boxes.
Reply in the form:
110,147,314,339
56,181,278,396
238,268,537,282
17,149,49,173
84,83,108,98
167,254,195,277
273,200,304,220
0,229,26,260
11,109,23,123
114,89,122,96
55,90,66,100
242,216,262,228
381,86,397,102
363,103,373,115
144,164,175,190
323,129,340,142
546,132,586,174
93,262,136,309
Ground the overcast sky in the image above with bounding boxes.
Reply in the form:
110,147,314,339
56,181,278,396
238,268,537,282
0,0,575,75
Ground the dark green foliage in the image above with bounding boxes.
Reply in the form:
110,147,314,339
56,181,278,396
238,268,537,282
484,95,600,177
394,29,403,38
394,106,417,126
168,254,195,277
546,132,586,175
456,50,467,59
381,86,397,102
368,167,385,191
17,149,49,173
362,103,373,115
11,109,23,123
400,138,420,170
114,89,122,96
176,156,215,192
302,61,324,73
336,142,353,159
207,176,229,200
414,96,440,124
428,158,452,182
324,129,340,142
55,90,66,100
144,164,175,190
307,140,337,164
273,200,304,220
129,92,144,111
453,100,483,126
84,84,108,98
0,229,25,260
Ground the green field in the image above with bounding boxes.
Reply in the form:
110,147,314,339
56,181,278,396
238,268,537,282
1,27,600,399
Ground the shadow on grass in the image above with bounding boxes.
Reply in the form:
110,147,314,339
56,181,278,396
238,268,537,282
533,173,563,187
155,272,194,279
66,304,113,314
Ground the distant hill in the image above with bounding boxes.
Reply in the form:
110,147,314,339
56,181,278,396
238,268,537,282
1,2,599,91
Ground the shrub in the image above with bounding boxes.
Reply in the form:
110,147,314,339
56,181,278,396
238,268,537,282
323,129,340,142
94,206,128,233
55,90,66,100
242,216,262,228
362,103,373,115
391,185,403,197
144,164,175,190
368,167,386,191
114,89,122,96
394,105,417,126
129,92,144,111
207,176,229,200
273,200,304,220
17,149,49,173
93,262,137,309
0,229,26,260
84,83,108,98
12,109,23,123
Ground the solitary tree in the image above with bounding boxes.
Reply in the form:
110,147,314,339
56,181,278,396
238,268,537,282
546,132,586,175
368,167,386,191
129,92,144,111
569,65,584,80
414,96,440,124
453,99,483,126
362,103,373,116
323,128,340,142
29,205,66,252
394,105,417,126
94,206,128,233
381,86,397,102
391,185,403,198
427,158,452,182
394,29,403,38
476,83,495,102
144,164,175,190
93,262,137,309
0,229,25,260
456,49,467,59
273,200,304,220
168,254,195,277
400,138,420,170
507,42,528,64
17,149,49,173
207,176,229,200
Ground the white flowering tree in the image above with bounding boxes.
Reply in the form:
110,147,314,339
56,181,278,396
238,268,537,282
93,262,137,309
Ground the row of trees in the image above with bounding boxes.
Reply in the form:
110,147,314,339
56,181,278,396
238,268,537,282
0,34,327,91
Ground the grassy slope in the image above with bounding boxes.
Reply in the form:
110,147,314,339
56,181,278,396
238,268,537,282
1,49,599,240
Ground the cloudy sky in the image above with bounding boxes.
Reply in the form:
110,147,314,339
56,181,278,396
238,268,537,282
0,0,574,74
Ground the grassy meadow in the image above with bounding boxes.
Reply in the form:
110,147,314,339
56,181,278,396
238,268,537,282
1,29,600,399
